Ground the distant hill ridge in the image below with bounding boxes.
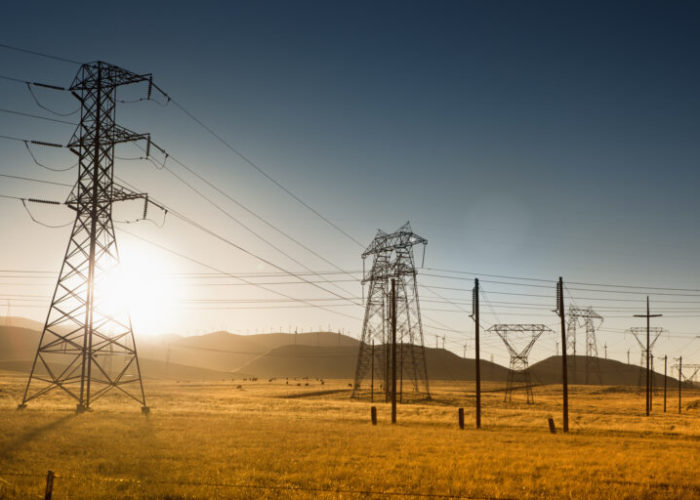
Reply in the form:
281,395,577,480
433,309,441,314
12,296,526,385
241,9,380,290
0,321,687,385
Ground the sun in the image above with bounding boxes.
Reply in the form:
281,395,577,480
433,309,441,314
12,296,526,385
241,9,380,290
96,243,178,336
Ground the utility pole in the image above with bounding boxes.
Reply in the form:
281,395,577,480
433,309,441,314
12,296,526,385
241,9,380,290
463,343,467,358
604,343,608,360
370,340,374,403
399,340,404,403
663,355,667,413
435,335,438,349
556,277,569,432
677,356,682,414
391,279,397,424
442,335,445,350
627,349,630,365
472,278,481,429
634,296,662,417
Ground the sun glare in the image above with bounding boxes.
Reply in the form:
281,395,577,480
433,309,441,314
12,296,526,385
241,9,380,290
97,245,178,336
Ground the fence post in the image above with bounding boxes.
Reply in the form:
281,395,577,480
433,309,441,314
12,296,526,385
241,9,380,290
548,417,557,434
44,470,55,500
458,408,464,429
371,406,377,425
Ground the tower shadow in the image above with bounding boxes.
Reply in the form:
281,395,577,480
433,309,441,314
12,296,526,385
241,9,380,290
0,414,75,460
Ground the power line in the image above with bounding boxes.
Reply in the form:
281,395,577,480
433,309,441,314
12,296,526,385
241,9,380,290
162,95,365,248
0,107,76,125
143,142,362,283
119,228,362,322
425,266,700,294
127,145,359,300
114,174,364,308
0,173,72,187
0,42,81,65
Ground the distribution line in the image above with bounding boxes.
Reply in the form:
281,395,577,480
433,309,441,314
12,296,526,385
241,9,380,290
425,266,700,293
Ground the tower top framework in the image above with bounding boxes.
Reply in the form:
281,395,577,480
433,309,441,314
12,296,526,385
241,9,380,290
361,222,427,283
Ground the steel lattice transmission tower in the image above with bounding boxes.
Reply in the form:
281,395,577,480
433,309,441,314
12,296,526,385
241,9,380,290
488,324,553,404
352,223,430,401
18,61,158,413
627,326,665,388
566,306,603,384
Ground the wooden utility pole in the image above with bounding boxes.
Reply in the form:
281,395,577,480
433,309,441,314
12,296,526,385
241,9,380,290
473,278,481,429
557,277,569,433
399,340,404,403
663,355,667,413
678,356,682,414
634,296,662,416
391,279,397,424
370,340,375,403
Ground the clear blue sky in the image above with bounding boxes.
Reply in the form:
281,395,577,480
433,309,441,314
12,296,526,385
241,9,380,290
1,1,700,367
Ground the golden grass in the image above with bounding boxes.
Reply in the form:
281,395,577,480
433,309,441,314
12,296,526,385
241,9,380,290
0,372,699,499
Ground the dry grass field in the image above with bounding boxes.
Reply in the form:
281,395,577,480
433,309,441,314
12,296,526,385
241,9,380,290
1,372,699,499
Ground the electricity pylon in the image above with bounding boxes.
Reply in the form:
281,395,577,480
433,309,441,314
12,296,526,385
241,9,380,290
352,222,430,401
488,324,553,404
18,61,159,413
566,306,603,384
675,364,700,383
627,326,665,388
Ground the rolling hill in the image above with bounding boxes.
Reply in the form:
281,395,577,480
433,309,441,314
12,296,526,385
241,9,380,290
0,321,687,386
235,343,511,380
529,355,676,387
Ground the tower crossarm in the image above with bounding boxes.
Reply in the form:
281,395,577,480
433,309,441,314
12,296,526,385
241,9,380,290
674,364,700,381
69,61,151,91
67,125,151,154
361,222,427,259
567,306,603,325
626,327,665,350
487,324,554,358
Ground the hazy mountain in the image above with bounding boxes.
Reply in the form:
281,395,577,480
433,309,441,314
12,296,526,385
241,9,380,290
0,316,45,331
528,355,680,386
236,343,510,380
138,330,359,373
0,319,685,385
0,326,41,361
